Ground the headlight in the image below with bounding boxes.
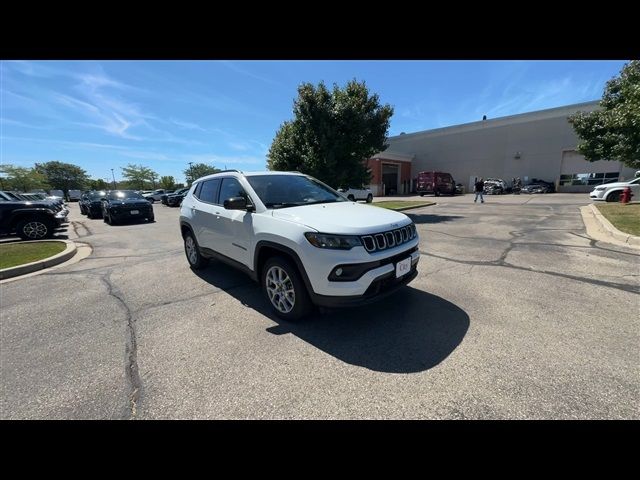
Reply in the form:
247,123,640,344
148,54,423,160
594,186,606,191
304,233,362,250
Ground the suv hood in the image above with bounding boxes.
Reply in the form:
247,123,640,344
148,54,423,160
271,201,411,235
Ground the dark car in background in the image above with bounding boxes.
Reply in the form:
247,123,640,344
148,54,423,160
79,190,107,218
0,195,68,240
166,187,190,207
529,178,556,193
160,190,176,205
521,184,549,194
101,190,155,225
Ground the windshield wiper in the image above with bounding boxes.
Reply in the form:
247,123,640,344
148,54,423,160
266,202,303,209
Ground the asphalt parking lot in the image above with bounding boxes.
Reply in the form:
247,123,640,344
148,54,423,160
1,194,638,419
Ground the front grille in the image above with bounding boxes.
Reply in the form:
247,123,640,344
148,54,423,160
361,223,417,253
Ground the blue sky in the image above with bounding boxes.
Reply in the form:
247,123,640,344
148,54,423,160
1,60,627,184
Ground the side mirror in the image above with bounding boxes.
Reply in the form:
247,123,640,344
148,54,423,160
224,196,248,210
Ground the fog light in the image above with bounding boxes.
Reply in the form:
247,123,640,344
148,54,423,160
335,268,343,277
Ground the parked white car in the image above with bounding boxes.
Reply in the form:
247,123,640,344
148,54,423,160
589,177,640,202
336,186,373,203
143,189,171,203
180,171,419,321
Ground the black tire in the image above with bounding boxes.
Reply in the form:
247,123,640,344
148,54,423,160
16,217,54,241
366,194,373,203
419,192,425,197
87,210,93,219
347,194,355,201
80,205,86,215
434,189,440,197
183,230,208,270
606,191,621,203
261,256,312,322
147,198,154,204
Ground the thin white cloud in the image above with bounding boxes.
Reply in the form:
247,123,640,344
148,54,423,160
220,61,283,87
170,118,207,132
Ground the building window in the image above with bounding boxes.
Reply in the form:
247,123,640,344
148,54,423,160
559,172,619,186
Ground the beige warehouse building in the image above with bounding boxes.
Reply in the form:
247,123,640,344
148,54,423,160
377,101,636,194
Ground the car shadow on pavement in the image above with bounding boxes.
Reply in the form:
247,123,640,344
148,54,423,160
407,213,465,224
193,262,469,374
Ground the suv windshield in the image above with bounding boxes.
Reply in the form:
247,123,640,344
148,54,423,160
89,191,107,199
108,190,144,200
246,174,346,209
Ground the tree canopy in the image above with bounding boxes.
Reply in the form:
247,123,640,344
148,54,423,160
121,164,158,190
159,176,176,190
34,161,89,195
569,60,640,169
184,163,222,185
0,164,50,192
267,79,394,188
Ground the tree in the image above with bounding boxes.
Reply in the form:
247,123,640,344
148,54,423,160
267,79,394,188
88,178,109,190
159,176,176,190
34,161,89,196
0,164,50,192
568,60,640,169
121,164,158,190
184,163,221,185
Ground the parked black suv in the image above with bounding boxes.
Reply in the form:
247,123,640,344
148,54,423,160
0,197,68,240
79,190,107,218
102,190,155,225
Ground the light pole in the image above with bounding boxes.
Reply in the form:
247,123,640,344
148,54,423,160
111,169,117,190
188,162,194,185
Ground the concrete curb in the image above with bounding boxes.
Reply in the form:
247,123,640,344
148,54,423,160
0,240,77,280
589,203,640,247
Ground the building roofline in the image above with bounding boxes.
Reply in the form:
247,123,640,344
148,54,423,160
389,100,601,141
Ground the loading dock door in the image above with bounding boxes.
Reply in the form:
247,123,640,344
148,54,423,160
382,163,399,195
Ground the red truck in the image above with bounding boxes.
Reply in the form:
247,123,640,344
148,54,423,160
416,171,455,196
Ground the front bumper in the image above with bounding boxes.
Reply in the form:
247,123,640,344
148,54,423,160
590,190,606,200
54,211,68,225
109,207,154,220
310,268,419,308
301,238,420,298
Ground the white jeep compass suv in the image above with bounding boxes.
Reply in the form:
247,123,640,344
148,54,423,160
180,171,420,321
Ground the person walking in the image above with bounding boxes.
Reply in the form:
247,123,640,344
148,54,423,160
474,178,485,203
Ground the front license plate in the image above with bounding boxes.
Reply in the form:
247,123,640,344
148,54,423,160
130,210,139,215
395,257,411,278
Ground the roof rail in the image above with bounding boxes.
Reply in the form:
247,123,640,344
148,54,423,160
216,169,242,174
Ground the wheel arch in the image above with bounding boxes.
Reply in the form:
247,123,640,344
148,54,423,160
254,241,313,293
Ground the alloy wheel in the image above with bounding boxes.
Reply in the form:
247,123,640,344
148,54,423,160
265,266,296,313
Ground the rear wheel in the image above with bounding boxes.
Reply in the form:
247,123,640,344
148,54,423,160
434,189,440,197
262,256,311,321
347,194,355,201
606,191,621,202
366,193,373,203
184,230,208,270
16,217,54,240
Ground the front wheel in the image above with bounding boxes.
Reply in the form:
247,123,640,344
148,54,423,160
366,194,373,203
606,191,621,202
184,231,208,270
16,217,54,240
262,256,311,321
347,194,355,201
434,189,440,197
